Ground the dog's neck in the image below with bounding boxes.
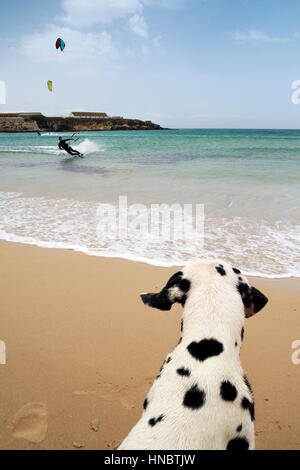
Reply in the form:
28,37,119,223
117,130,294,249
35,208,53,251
181,283,244,349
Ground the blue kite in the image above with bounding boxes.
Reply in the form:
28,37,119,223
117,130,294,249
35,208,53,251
56,38,65,51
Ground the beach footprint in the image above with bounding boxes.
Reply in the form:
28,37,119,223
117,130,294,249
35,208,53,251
12,403,48,443
73,375,153,409
105,439,122,450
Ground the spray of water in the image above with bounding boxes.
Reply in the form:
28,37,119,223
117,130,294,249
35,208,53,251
74,139,102,155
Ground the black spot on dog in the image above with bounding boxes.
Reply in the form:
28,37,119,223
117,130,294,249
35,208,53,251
241,397,255,421
157,361,165,379
241,327,244,341
237,424,243,433
181,294,187,306
243,375,253,395
157,357,171,378
143,398,149,410
179,278,191,292
187,338,224,362
238,283,249,295
220,381,237,402
178,320,183,344
148,414,164,427
237,283,252,308
183,384,206,410
177,367,191,377
238,276,243,281
227,436,249,451
233,267,241,274
216,265,226,276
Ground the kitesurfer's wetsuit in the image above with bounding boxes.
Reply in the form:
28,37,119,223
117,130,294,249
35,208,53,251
58,138,81,156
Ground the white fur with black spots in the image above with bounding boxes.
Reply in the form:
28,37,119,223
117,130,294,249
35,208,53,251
118,260,268,450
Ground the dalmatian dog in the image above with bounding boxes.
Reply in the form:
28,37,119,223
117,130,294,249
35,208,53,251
118,260,268,450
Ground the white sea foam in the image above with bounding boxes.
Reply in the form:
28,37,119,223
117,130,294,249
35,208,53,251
74,138,102,155
0,138,103,156
0,192,298,278
0,145,61,155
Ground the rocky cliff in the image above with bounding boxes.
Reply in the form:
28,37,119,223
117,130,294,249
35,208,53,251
0,115,163,133
0,118,40,133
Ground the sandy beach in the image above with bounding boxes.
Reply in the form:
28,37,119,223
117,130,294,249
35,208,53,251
0,240,299,450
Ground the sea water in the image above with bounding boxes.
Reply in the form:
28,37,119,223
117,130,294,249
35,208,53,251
0,129,299,277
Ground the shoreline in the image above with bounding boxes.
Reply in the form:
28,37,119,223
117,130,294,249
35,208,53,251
0,236,298,281
0,240,299,449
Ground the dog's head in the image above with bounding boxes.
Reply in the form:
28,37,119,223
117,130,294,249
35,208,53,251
140,260,268,318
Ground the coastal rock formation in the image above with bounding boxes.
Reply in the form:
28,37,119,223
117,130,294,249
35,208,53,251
0,113,163,133
0,117,40,132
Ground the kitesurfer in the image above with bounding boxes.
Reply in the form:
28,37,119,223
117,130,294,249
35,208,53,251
58,136,82,157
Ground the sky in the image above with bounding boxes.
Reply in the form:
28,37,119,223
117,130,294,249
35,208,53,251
1,0,300,128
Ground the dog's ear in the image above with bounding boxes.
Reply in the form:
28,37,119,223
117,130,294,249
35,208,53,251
140,271,190,311
238,283,268,318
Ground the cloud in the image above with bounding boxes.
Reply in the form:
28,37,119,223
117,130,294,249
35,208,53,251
15,1,169,70
142,0,185,9
17,25,118,64
60,0,185,28
61,0,143,27
234,30,289,44
153,35,165,54
128,14,148,38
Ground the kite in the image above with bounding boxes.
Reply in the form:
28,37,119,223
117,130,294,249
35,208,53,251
56,38,65,51
47,80,53,92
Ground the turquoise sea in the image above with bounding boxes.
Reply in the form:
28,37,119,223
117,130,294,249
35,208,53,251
0,129,299,277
